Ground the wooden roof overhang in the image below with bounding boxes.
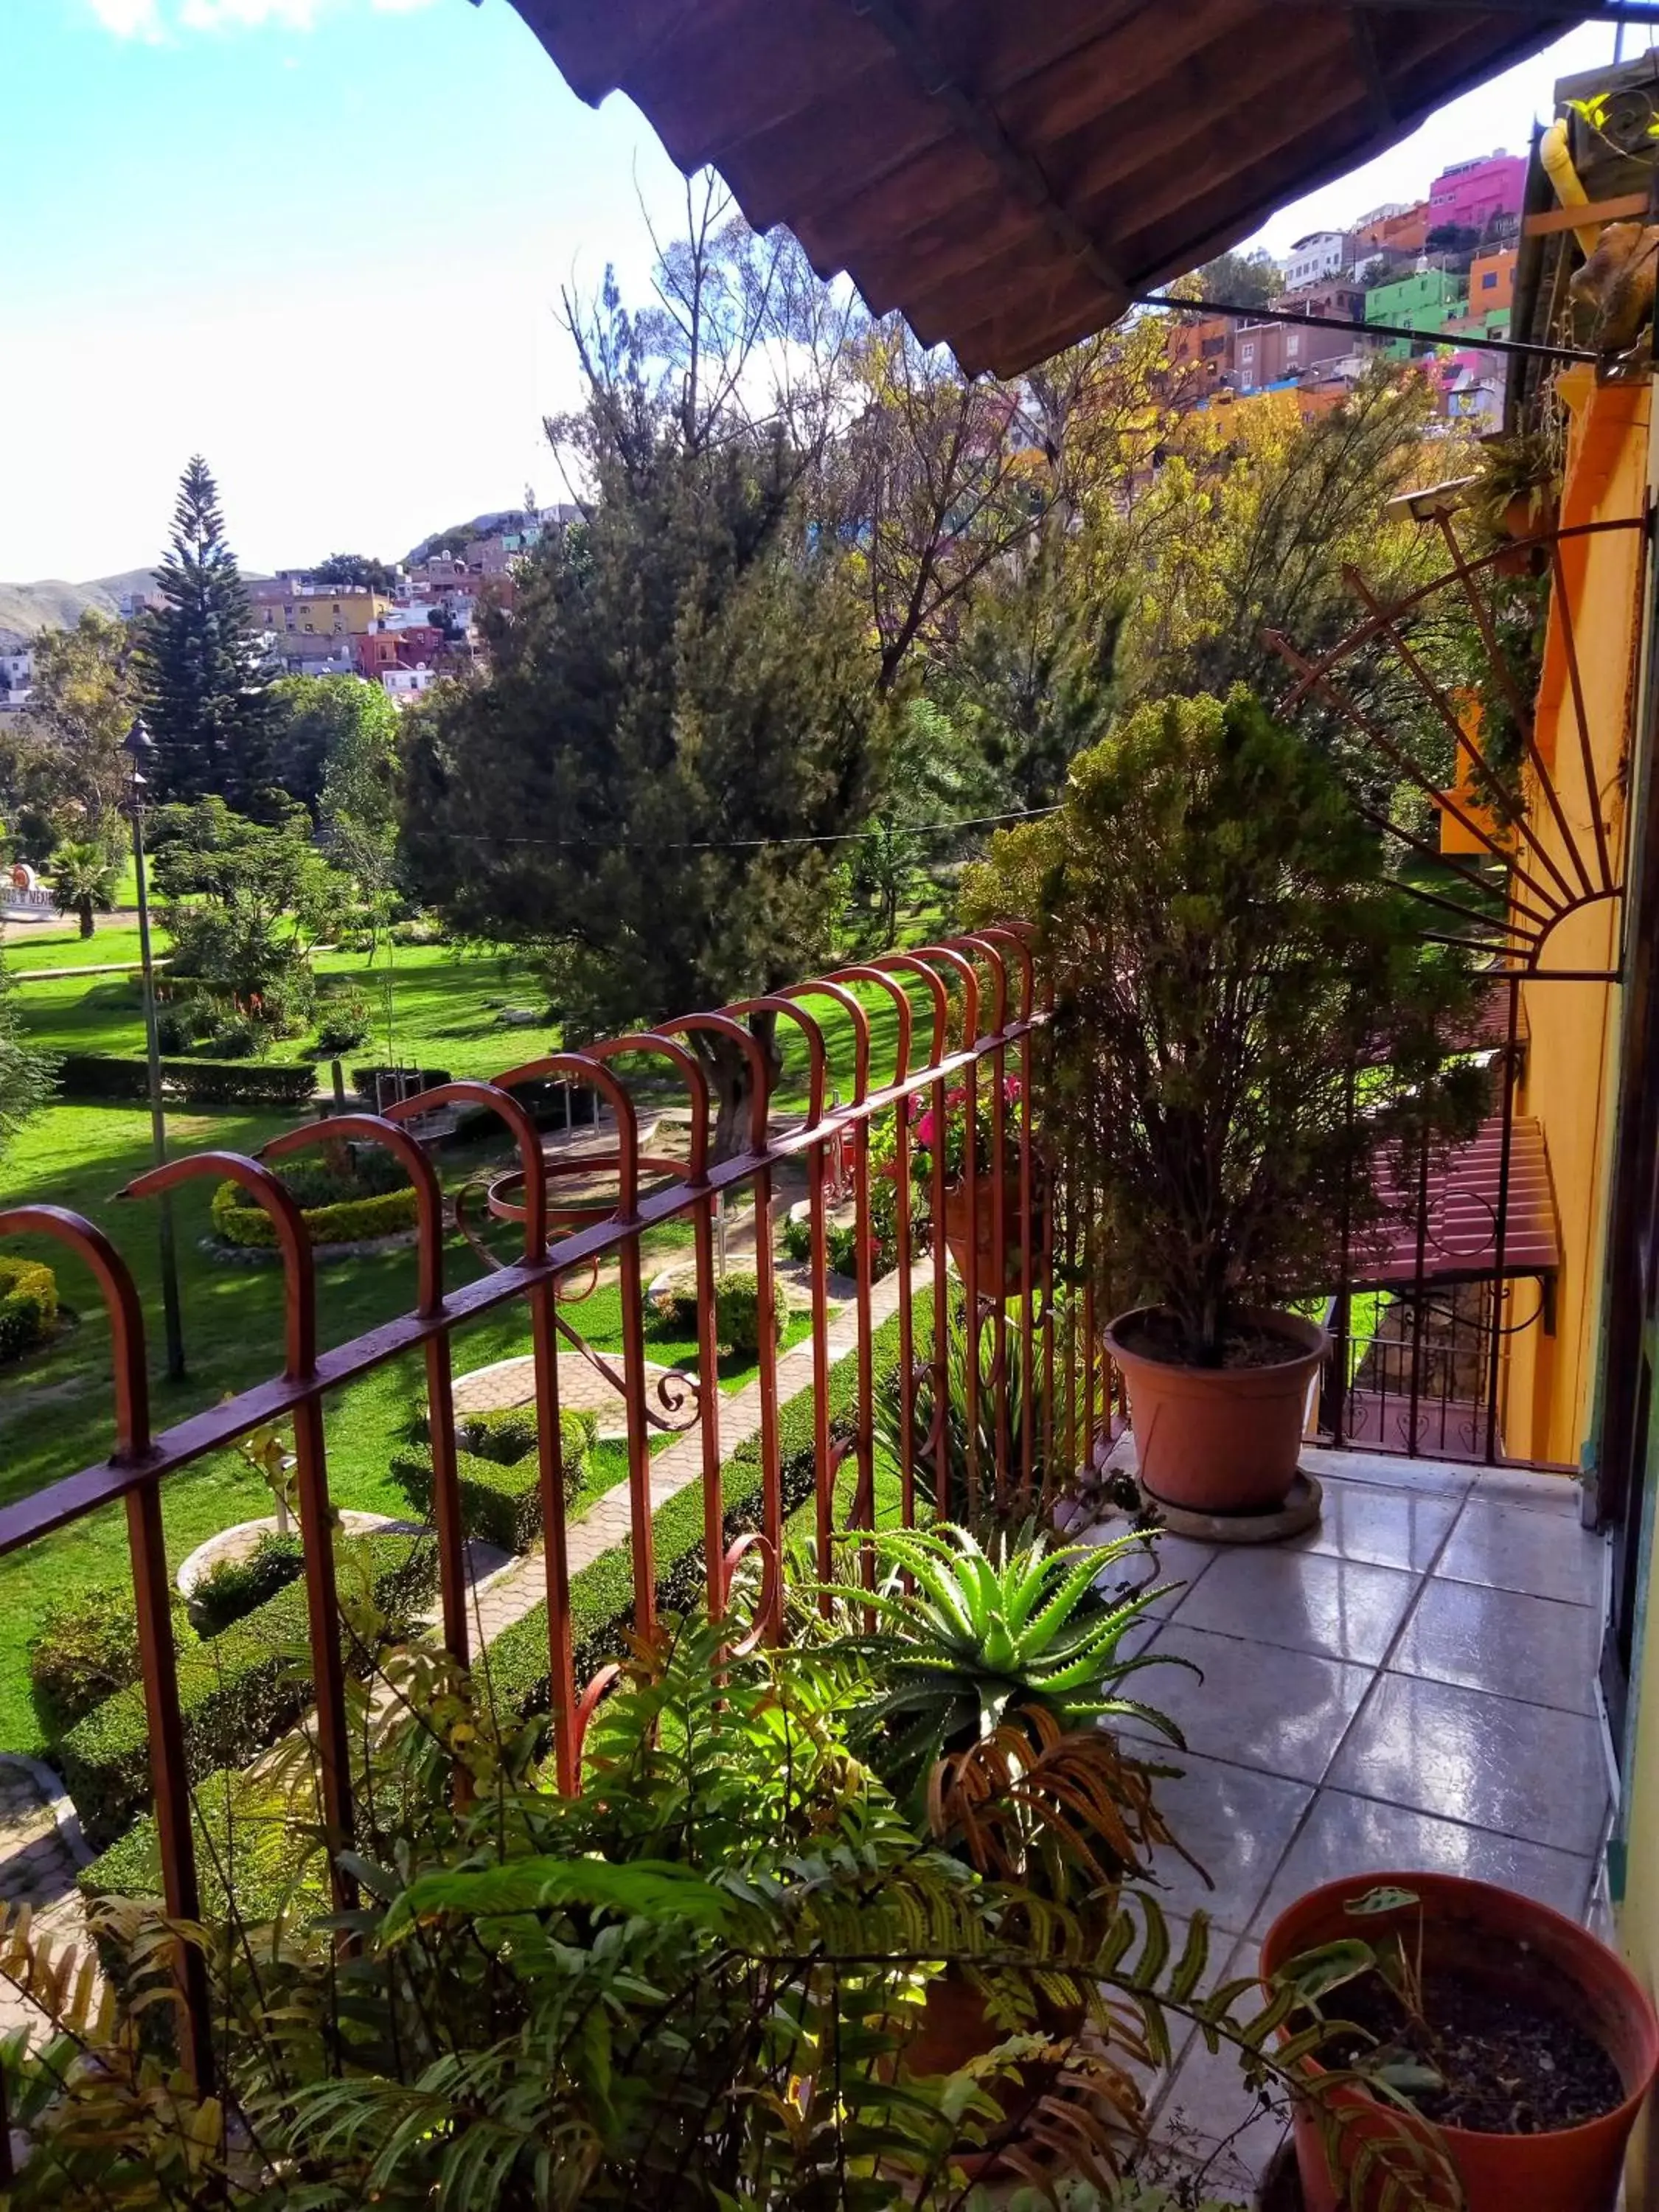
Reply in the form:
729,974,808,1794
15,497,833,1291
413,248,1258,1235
504,0,1579,377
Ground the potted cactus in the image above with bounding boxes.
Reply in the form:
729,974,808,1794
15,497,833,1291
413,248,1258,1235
964,689,1485,1516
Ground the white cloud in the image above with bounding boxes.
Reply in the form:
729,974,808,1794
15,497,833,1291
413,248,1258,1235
86,0,164,35
86,0,441,33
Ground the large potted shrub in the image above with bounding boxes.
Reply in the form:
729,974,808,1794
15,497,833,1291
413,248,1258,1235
965,689,1484,1515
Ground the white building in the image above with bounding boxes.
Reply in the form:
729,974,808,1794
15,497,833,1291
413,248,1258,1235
381,664,437,703
0,649,34,700
1281,230,1354,292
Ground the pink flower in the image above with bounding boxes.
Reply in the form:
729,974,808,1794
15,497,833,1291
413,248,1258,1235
914,1110,936,1149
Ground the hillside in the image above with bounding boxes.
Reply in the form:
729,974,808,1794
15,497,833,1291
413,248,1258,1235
0,566,276,647
0,569,156,645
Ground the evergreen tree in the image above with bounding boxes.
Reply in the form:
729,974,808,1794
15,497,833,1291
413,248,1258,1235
140,457,274,810
403,262,881,1157
0,958,52,1169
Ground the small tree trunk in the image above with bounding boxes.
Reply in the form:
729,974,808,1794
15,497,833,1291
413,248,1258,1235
77,898,95,939
698,1011,782,1166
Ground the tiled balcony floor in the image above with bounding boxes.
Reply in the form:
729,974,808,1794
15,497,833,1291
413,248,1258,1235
1082,1442,1613,2196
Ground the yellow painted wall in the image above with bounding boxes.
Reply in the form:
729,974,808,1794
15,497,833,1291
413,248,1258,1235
1498,369,1647,1467
249,590,389,636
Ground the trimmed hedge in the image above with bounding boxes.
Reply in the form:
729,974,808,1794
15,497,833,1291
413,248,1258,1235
81,1764,330,1922
210,1179,420,1251
485,1297,928,1720
57,1054,318,1109
391,1405,597,1554
58,1534,438,1852
0,1253,60,1365
190,1533,305,1635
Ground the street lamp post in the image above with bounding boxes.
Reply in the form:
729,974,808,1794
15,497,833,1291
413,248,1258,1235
123,718,186,1383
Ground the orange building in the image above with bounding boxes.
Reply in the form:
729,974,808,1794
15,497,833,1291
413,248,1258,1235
1164,310,1232,394
1467,244,1517,313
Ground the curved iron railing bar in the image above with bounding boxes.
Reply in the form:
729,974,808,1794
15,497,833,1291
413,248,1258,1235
0,1206,150,1461
263,1113,447,1317
381,1079,549,1258
1266,626,1576,916
1274,515,1646,713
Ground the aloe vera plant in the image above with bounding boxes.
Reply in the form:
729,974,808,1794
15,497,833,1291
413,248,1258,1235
815,1522,1186,1815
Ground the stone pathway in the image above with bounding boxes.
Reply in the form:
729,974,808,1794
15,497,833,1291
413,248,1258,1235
0,1758,89,2042
462,1260,921,1647
453,1348,696,1441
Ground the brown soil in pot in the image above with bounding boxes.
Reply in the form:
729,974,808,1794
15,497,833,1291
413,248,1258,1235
1317,1966,1623,2136
1116,1309,1315,1371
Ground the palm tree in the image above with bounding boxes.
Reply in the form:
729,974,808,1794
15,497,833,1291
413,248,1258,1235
49,838,120,939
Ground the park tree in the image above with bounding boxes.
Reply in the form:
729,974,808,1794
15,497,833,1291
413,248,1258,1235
403,208,883,1155
268,672,400,820
4,611,140,844
139,456,274,812
150,796,346,1025
0,958,52,1168
319,683,402,859
312,552,397,592
823,323,1050,692
1113,364,1455,714
1169,248,1283,308
47,838,121,939
941,525,1127,811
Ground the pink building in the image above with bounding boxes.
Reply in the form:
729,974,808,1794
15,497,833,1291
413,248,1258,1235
1429,150,1525,232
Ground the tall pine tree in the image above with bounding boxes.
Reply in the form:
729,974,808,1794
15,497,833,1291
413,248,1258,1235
141,457,274,810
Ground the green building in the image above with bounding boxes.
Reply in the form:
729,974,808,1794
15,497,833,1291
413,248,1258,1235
1366,266,1469,358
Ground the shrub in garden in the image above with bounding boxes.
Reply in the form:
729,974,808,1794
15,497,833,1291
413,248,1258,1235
210,1153,418,1249
190,1532,305,1635
0,1253,60,1364
55,1056,319,1109
313,988,372,1056
29,1585,150,1739
715,1269,788,1355
57,1534,437,1850
206,1013,259,1060
392,1405,597,1554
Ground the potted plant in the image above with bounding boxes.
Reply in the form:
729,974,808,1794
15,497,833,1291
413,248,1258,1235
1465,430,1561,574
812,1522,1194,2129
964,689,1484,1516
907,1074,1040,1295
1261,1873,1659,2212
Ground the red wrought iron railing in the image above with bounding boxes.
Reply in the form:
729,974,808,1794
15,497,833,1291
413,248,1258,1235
0,928,1091,2092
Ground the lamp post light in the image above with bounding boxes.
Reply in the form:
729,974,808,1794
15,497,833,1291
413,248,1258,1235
123,717,186,1383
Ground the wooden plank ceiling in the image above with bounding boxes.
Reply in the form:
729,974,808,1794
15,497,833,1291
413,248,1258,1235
504,0,1566,377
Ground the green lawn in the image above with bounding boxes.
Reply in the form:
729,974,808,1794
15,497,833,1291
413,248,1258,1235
1,922,149,973
10,939,554,1077
0,1095,810,1759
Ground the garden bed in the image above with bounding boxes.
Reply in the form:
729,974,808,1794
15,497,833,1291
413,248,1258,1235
209,1151,420,1253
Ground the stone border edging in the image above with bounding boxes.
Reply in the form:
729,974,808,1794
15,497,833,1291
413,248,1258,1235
0,1753,93,1873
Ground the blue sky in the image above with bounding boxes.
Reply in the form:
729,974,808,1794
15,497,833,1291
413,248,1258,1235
0,2,1628,583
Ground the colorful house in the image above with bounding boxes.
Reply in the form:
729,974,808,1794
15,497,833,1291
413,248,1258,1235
1366,264,1468,355
1429,147,1526,230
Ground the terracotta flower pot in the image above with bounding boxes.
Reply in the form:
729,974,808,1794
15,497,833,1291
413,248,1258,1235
1103,1304,1327,1514
1259,1872,1659,2212
941,1171,1040,1298
906,1968,1083,2170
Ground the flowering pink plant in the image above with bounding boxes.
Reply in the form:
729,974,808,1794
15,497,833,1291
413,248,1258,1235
909,1074,1023,1186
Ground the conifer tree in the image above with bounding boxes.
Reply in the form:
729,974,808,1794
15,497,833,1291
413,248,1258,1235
140,457,274,810
0,956,52,1168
